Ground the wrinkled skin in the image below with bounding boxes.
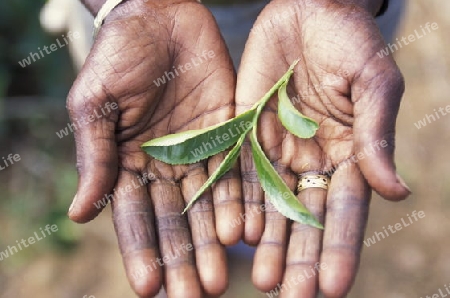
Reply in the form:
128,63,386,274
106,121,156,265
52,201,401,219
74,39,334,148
236,0,410,297
67,0,242,297
68,0,411,297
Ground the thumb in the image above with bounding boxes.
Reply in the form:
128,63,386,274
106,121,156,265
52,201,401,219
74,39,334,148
66,67,119,223
352,59,411,201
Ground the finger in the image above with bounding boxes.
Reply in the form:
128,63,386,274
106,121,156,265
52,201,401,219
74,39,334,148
252,197,288,292
239,101,287,247
236,30,287,245
111,170,162,298
239,141,265,245
150,170,202,298
208,152,243,246
319,162,370,298
252,169,294,292
280,185,326,298
353,59,411,201
181,165,228,296
67,67,119,223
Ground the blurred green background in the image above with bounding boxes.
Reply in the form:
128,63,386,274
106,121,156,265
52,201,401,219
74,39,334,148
0,1,449,297
0,0,79,260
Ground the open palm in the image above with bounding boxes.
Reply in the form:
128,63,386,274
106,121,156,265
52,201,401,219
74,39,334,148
67,1,241,297
236,0,410,297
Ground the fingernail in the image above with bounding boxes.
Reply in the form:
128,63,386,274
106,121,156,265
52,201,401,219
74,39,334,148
68,194,78,214
396,173,412,194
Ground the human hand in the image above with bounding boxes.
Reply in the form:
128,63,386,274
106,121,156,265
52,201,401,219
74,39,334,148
67,0,242,297
236,0,410,297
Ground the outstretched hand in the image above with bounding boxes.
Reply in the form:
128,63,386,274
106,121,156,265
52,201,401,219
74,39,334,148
236,0,410,297
67,0,242,297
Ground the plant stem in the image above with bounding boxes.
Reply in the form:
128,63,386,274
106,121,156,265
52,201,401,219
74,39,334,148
251,59,300,124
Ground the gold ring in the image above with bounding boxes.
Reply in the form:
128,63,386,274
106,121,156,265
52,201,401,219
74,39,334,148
297,174,330,193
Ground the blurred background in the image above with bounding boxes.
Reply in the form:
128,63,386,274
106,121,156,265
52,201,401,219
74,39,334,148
0,0,449,297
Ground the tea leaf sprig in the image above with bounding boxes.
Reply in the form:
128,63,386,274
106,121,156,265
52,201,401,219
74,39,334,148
142,60,322,228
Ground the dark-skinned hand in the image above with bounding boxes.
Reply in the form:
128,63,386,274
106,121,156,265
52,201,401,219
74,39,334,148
236,0,411,297
67,0,242,297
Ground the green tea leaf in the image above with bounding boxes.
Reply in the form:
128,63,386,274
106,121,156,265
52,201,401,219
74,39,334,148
142,59,321,222
142,109,255,164
278,81,319,138
179,60,301,212
182,132,248,214
249,125,323,229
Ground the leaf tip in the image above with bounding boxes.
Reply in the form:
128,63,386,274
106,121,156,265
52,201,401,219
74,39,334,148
315,222,324,230
289,59,301,71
